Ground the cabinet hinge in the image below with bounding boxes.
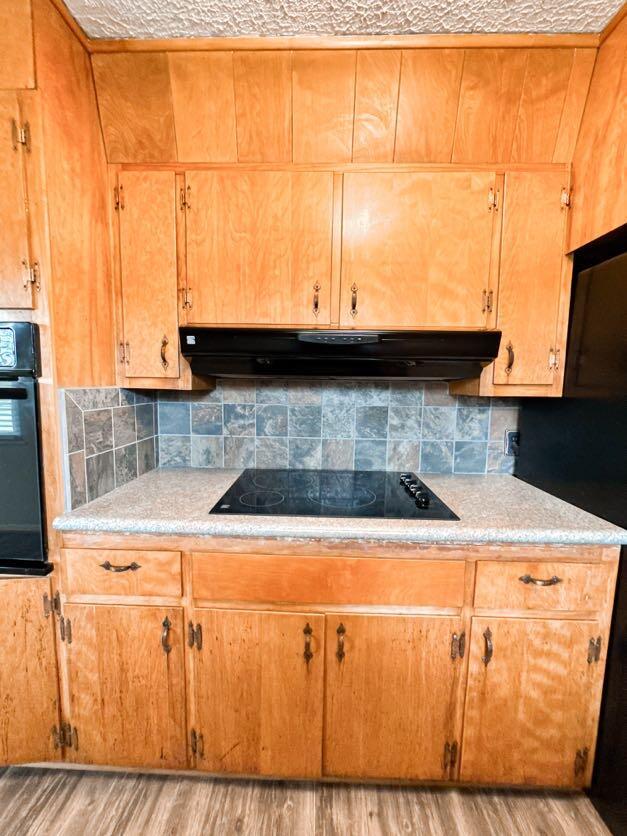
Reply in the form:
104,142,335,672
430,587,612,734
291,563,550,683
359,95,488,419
43,593,52,618
180,185,191,211
481,289,494,314
52,723,79,751
59,616,72,644
183,287,193,310
548,347,561,371
487,187,499,212
190,728,204,758
187,621,203,650
114,184,125,211
587,636,602,664
560,187,571,209
443,740,459,776
11,120,31,153
450,631,466,660
22,260,40,292
574,747,589,777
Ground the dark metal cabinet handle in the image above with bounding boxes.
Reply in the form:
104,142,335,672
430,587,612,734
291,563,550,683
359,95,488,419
312,283,321,317
350,284,358,318
482,627,493,666
336,623,346,662
519,574,562,587
160,335,169,370
100,560,141,573
161,617,172,654
125,341,130,365
303,623,314,665
505,342,515,375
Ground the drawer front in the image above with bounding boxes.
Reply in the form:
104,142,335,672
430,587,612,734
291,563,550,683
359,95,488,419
63,549,182,597
192,553,465,607
474,561,612,611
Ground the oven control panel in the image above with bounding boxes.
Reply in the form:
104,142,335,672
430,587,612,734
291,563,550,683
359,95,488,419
0,328,17,369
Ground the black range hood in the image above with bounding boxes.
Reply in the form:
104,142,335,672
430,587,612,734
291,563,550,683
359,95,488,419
180,328,501,381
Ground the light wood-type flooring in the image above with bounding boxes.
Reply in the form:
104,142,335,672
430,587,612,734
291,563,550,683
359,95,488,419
0,767,611,836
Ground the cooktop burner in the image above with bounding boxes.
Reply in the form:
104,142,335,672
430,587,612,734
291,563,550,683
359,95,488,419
210,469,458,521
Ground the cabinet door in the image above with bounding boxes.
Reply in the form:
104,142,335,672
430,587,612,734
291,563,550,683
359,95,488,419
0,578,59,765
461,617,602,787
340,171,496,328
191,608,324,777
186,170,334,326
0,0,34,90
118,171,180,378
493,171,568,385
0,92,32,309
324,614,464,780
64,604,187,768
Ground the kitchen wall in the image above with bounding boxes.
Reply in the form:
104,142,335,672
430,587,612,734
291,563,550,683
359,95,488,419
61,382,519,509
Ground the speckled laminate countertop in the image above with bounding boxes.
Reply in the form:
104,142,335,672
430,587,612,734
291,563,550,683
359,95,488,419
53,468,626,546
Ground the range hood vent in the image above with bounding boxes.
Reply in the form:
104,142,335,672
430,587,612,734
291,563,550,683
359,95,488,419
181,328,501,381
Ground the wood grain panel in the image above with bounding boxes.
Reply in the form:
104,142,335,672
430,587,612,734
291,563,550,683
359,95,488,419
192,554,465,607
192,608,324,777
185,170,333,325
352,50,401,162
461,617,603,787
474,562,613,612
63,549,182,598
0,0,35,89
569,16,626,250
168,52,237,162
91,53,177,162
452,49,529,163
493,170,568,385
233,51,292,162
340,171,495,328
511,49,575,163
324,614,463,779
65,604,187,768
395,50,464,162
552,48,597,162
292,51,356,163
0,578,59,766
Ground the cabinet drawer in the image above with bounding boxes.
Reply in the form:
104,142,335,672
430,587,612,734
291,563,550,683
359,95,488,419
474,561,612,612
192,553,465,607
62,549,182,597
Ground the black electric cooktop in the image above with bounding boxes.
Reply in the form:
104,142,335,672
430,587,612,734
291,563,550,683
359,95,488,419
210,469,459,521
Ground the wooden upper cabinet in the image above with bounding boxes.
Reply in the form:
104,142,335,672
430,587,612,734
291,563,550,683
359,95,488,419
324,614,464,780
191,608,324,778
493,170,568,385
64,604,187,769
353,50,401,163
118,171,180,378
0,578,59,766
185,170,334,326
0,0,34,89
0,92,33,309
340,171,497,328
461,617,603,787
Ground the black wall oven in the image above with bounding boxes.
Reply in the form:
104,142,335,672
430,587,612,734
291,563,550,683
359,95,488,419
0,322,50,576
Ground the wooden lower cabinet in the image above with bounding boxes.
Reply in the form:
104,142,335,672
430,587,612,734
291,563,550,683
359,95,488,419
324,614,464,780
190,608,324,778
63,604,187,769
461,617,604,787
0,578,59,765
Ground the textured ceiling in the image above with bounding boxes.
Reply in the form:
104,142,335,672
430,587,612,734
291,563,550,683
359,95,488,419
65,0,623,39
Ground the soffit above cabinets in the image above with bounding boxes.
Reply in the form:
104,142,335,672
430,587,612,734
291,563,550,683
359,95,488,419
65,0,623,40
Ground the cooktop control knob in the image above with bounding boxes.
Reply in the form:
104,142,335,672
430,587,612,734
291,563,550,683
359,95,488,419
415,491,430,509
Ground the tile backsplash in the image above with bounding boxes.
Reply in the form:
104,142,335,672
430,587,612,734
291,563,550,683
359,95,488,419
61,381,519,510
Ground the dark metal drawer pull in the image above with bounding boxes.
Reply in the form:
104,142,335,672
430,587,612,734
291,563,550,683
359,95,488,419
336,623,346,662
519,574,562,587
482,627,493,666
100,561,141,573
303,622,314,665
161,617,172,654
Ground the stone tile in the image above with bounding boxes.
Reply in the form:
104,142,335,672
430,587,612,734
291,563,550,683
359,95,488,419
224,437,255,468
65,388,120,410
255,381,289,404
137,437,156,476
387,440,420,472
421,406,456,440
322,403,355,439
224,403,255,436
64,394,84,455
354,439,387,470
112,406,136,448
322,439,355,470
83,409,113,456
354,382,390,405
289,438,322,469
454,441,488,474
289,405,322,438
455,395,488,407
255,437,289,468
256,404,288,437
136,403,155,440
68,451,86,509
132,390,155,404
487,441,516,474
420,441,454,474
192,436,224,468
389,382,424,406
489,407,520,442
115,444,138,487
423,382,456,406
222,380,256,404
321,382,355,405
388,406,421,440
86,451,115,501
355,406,388,439
288,381,323,405
119,389,136,406
191,403,222,436
455,407,490,441
159,436,191,467
158,402,190,435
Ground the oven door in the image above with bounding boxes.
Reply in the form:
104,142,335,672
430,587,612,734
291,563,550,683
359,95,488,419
0,377,49,575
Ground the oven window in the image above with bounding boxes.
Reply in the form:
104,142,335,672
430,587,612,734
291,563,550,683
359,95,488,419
0,400,20,437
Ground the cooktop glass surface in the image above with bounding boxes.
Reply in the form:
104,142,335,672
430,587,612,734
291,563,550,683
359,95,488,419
210,469,459,521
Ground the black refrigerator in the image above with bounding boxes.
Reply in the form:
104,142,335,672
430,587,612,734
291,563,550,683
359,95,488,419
515,225,626,834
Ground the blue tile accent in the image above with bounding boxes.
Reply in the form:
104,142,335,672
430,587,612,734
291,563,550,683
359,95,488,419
420,441,454,474
454,441,488,474
354,439,387,470
289,438,322,469
355,406,389,439
158,402,190,435
191,403,222,436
